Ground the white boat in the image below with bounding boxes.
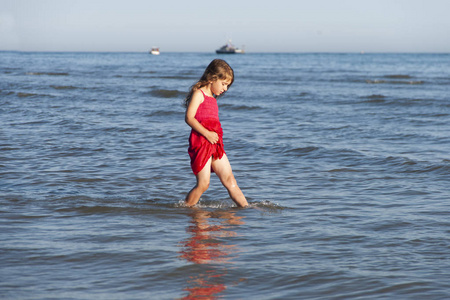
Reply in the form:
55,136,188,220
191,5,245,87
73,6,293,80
216,40,244,54
150,47,160,55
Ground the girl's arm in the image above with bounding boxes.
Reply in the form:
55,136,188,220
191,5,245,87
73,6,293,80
185,90,219,144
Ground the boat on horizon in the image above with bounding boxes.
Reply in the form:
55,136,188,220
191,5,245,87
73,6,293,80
215,40,245,54
150,47,160,55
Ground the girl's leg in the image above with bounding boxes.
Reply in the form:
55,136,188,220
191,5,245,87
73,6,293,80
185,157,212,207
212,154,248,208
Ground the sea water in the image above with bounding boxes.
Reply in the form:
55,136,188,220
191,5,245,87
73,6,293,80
1,51,449,299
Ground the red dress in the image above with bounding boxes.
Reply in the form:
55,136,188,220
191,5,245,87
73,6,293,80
188,90,225,175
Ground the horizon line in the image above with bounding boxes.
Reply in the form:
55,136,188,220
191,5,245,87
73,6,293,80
1,50,449,54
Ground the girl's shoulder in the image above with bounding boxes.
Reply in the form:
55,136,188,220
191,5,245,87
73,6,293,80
192,89,206,103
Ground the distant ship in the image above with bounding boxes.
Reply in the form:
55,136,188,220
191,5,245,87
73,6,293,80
150,47,160,55
216,40,245,54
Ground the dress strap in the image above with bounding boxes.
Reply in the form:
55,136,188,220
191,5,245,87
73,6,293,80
199,89,213,99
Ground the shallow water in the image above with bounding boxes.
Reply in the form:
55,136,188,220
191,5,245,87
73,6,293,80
1,51,450,299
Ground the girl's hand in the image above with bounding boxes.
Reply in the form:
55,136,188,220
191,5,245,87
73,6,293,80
205,131,219,144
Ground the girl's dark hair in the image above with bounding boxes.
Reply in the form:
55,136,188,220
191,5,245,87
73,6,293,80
184,59,234,107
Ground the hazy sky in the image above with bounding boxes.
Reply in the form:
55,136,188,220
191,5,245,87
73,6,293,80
1,0,449,52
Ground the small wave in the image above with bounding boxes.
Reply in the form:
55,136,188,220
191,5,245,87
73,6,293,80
366,79,424,85
102,126,140,133
17,92,54,98
384,74,413,79
174,199,238,209
402,163,450,175
174,199,286,210
26,72,69,76
1,91,15,96
17,92,38,97
251,200,286,210
362,97,437,107
297,92,310,97
0,146,19,151
382,156,417,167
67,178,106,183
145,110,181,117
325,125,350,131
12,120,50,126
55,205,129,215
364,94,386,100
378,155,450,175
221,103,262,111
284,146,320,156
327,168,363,173
160,75,195,80
150,89,185,98
360,94,386,103
50,85,78,90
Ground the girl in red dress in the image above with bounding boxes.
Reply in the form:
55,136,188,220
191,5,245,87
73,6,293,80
184,59,248,208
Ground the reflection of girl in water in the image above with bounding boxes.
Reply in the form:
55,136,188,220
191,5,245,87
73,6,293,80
179,209,245,299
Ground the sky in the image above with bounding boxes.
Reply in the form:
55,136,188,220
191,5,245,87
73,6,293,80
1,0,449,53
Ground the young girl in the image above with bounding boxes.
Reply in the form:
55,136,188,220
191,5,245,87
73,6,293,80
184,59,248,208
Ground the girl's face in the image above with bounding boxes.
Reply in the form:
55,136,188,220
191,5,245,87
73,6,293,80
210,78,232,96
